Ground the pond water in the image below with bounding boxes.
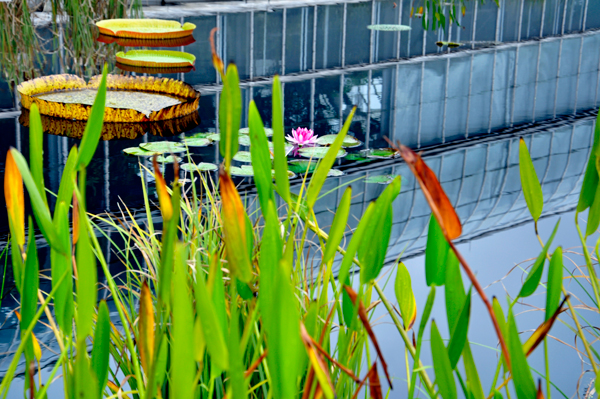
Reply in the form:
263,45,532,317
0,0,599,397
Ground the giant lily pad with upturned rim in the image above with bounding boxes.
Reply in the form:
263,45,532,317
96,33,196,47
116,50,196,69
17,74,200,122
96,19,196,39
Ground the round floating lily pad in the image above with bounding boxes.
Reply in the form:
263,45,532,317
316,134,362,148
239,127,273,136
365,174,401,184
362,148,398,159
231,165,255,177
233,151,252,163
207,133,221,141
156,155,180,163
123,147,160,157
183,137,212,147
181,162,218,172
345,153,372,162
96,19,196,39
298,147,346,159
367,24,411,31
288,160,343,177
116,50,196,69
140,141,186,153
239,135,252,146
187,132,213,139
231,165,295,179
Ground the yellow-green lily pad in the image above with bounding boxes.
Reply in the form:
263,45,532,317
181,162,218,172
140,141,186,153
316,134,362,148
123,147,160,157
183,137,212,147
298,147,346,159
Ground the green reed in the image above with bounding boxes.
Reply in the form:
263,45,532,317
1,58,599,399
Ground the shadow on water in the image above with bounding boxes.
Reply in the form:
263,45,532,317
0,0,600,396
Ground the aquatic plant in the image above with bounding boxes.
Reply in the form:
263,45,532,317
286,127,319,147
1,54,599,399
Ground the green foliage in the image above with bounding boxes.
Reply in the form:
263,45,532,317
519,137,544,222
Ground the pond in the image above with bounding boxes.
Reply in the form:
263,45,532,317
0,0,599,397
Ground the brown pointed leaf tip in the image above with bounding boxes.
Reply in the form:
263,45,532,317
210,27,224,78
399,145,461,240
139,281,155,374
536,380,545,399
368,362,383,399
153,155,173,222
4,150,25,246
524,296,569,356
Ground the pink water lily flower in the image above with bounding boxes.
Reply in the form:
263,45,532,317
286,127,318,147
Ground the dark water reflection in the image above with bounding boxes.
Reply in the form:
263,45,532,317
1,0,600,396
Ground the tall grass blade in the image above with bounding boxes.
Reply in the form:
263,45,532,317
138,282,155,374
74,339,99,399
577,109,600,212
492,297,508,371
507,310,536,399
171,243,195,399
28,103,48,208
359,176,400,284
306,106,356,210
76,64,107,170
394,262,417,329
219,65,241,171
518,219,559,298
55,146,78,212
75,198,97,340
91,300,111,398
227,284,247,399
21,219,39,363
447,288,471,369
194,262,229,371
425,215,452,286
337,202,375,286
519,138,543,222
545,247,563,320
300,323,335,399
271,75,291,204
50,202,74,335
430,320,457,399
322,187,352,264
248,101,275,215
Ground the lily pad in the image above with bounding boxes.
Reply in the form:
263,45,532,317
187,132,213,139
298,147,346,159
233,151,272,163
207,133,221,141
288,160,343,177
183,137,212,147
122,147,160,157
362,148,399,159
156,155,181,163
37,89,183,118
316,134,362,148
116,50,196,68
239,127,273,137
239,135,252,146
345,153,372,162
365,174,402,184
140,141,186,153
367,24,411,31
180,162,218,172
96,19,196,39
231,165,295,179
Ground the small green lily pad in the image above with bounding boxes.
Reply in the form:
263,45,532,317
181,162,218,172
156,155,180,163
122,147,159,156
288,160,343,177
298,147,346,159
316,134,361,148
365,174,401,184
183,137,212,147
362,148,398,159
231,165,295,179
207,133,221,141
187,132,213,139
140,141,186,153
239,127,273,137
367,24,411,31
239,135,252,146
345,153,372,162
233,150,272,163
